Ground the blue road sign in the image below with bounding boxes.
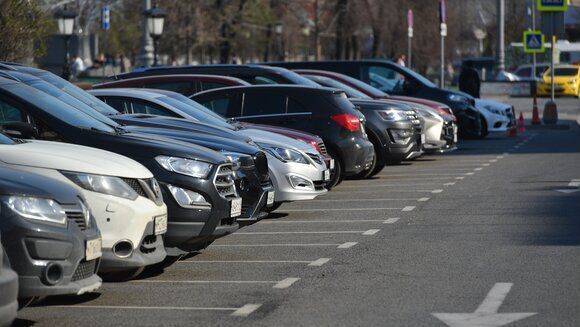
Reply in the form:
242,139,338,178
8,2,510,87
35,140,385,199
537,0,569,12
102,5,110,30
523,31,545,53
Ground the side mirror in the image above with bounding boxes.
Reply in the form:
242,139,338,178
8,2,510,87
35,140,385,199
1,122,38,139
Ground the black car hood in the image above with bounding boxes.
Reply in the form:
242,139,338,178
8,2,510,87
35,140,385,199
115,114,243,138
109,131,228,164
0,167,80,204
350,98,412,111
118,124,260,155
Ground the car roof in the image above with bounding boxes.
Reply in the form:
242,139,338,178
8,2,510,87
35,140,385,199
193,84,341,97
95,74,250,88
116,64,292,79
88,87,168,99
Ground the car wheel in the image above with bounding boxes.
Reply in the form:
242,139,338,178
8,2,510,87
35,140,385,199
265,202,283,213
101,267,145,282
325,148,343,189
474,114,488,139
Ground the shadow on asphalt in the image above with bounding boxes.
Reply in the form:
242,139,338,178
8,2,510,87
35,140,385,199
33,292,101,307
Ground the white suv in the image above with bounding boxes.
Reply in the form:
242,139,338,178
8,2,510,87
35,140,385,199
0,135,167,280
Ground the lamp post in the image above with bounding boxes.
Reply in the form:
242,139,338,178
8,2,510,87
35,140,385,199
275,22,284,61
302,25,310,61
54,6,77,80
143,3,166,66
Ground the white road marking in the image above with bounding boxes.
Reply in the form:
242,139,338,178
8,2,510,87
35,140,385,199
232,230,374,235
431,189,443,193
179,260,313,264
52,304,256,315
259,219,396,224
337,242,358,249
362,229,380,235
309,198,423,202
308,258,331,266
433,283,536,327
211,243,347,248
232,304,262,317
465,172,475,175
569,179,580,187
474,167,483,171
402,206,416,212
132,280,275,285
378,173,468,177
383,218,400,224
417,197,430,202
334,189,440,194
489,159,498,162
273,277,300,289
339,183,451,188
455,177,465,180
482,163,491,166
443,182,456,186
281,208,403,212
496,155,504,159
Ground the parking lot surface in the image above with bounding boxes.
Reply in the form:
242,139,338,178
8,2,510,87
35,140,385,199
16,119,580,326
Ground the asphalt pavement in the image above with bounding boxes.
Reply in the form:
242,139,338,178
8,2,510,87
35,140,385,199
15,98,580,326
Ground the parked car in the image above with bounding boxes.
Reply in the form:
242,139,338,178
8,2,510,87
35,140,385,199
95,74,251,95
0,75,240,264
0,131,167,281
0,235,17,326
513,63,550,81
88,88,329,208
474,99,513,134
0,164,102,301
191,85,375,182
537,65,580,97
92,73,335,178
266,60,484,138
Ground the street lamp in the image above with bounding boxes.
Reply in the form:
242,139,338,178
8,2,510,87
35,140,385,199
54,5,77,80
473,28,487,55
143,3,167,66
301,25,310,61
275,22,284,61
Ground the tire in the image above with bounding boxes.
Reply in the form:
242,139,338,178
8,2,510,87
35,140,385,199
480,114,489,138
265,202,283,213
325,148,343,189
101,267,145,282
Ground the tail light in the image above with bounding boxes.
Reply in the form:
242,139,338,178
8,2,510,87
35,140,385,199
331,114,361,132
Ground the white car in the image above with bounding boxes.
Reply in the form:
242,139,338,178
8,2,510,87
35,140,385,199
0,138,168,280
240,128,329,206
474,99,514,134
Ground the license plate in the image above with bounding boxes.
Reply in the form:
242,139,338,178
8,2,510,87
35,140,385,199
329,159,335,170
323,169,331,181
230,198,242,217
154,215,167,235
85,238,102,261
421,133,426,144
267,191,275,206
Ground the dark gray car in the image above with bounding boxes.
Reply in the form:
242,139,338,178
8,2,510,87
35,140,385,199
0,234,17,326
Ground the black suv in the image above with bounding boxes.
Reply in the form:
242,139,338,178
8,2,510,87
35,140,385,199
0,235,17,325
192,85,375,181
0,76,240,260
267,60,483,138
0,164,102,300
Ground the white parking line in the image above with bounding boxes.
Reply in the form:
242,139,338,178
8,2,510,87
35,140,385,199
489,159,498,162
417,197,430,202
232,230,377,235
333,189,441,194
496,155,504,159
337,242,358,249
383,218,400,224
444,182,456,186
179,259,324,265
338,183,452,188
308,258,331,266
281,208,403,212
259,219,395,224
431,189,443,193
378,173,470,177
232,304,262,317
465,172,475,175
402,206,416,212
482,163,491,166
309,198,423,202
362,229,380,235
273,278,300,289
474,167,483,171
455,177,465,180
212,242,358,249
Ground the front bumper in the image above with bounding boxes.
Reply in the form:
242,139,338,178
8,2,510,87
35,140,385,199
235,162,274,222
267,153,328,202
0,202,102,298
0,262,17,326
537,83,578,96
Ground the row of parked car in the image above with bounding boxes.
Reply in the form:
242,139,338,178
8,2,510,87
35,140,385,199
0,59,514,326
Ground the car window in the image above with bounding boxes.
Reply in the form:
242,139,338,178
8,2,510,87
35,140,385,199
102,97,129,114
242,91,286,116
287,97,309,113
202,81,232,91
552,68,579,76
0,100,25,123
253,76,277,85
196,93,238,118
368,66,405,93
157,94,233,129
515,67,531,78
129,99,179,117
146,81,193,96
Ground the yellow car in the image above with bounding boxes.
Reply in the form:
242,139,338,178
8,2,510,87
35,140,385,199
537,65,580,97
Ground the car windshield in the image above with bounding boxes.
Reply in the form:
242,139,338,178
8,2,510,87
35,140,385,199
305,75,371,99
36,72,121,116
24,79,121,128
157,94,234,130
4,84,116,133
552,68,579,76
0,133,15,144
395,64,437,87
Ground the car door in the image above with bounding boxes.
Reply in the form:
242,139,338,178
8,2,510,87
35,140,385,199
193,91,242,118
235,90,288,127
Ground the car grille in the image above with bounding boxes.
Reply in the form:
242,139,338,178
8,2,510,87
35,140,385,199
313,180,326,191
122,178,163,204
71,260,98,281
140,235,158,254
307,153,323,165
253,152,270,182
214,164,237,198
317,141,328,154
404,110,422,128
66,210,87,231
122,178,147,197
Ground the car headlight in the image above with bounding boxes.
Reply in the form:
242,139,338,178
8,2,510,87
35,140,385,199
167,184,211,209
156,156,213,178
256,143,309,164
4,196,67,226
377,109,408,121
63,172,138,200
568,80,576,85
448,94,470,104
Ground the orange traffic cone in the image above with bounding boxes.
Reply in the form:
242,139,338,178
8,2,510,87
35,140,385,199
517,112,526,133
531,96,541,125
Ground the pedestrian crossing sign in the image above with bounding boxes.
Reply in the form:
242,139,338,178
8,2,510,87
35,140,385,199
523,31,545,53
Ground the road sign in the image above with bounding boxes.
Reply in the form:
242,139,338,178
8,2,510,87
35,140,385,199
407,9,413,28
102,5,110,30
439,0,446,23
523,31,545,53
537,0,569,12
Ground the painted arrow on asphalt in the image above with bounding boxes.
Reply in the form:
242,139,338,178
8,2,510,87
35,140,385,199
432,283,536,327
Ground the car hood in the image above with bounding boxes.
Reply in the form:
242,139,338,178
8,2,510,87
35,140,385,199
238,129,316,153
0,166,82,203
0,140,152,179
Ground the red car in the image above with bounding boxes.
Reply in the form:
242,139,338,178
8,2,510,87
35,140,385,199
292,69,455,121
94,74,334,168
